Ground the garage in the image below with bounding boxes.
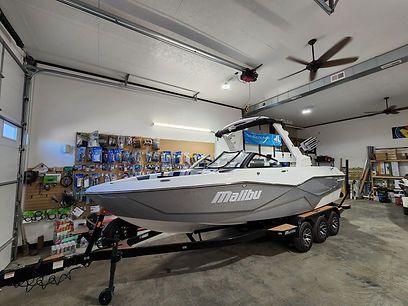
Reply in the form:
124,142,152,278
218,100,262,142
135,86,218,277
0,1,407,305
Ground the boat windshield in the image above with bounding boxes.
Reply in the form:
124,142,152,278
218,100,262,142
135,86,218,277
207,151,249,169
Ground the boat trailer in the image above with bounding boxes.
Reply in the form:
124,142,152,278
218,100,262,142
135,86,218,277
0,202,349,305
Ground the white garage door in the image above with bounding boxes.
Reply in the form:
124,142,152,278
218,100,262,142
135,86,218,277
0,45,25,270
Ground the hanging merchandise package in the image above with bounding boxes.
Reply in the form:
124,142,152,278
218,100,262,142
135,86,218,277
184,153,190,165
133,137,142,149
76,147,86,162
144,138,153,146
146,152,152,163
108,149,115,163
152,152,160,162
99,134,109,147
114,148,122,162
91,147,103,163
102,148,109,163
118,136,125,149
174,151,182,164
153,139,160,150
108,136,117,147
161,151,172,164
89,131,99,147
76,133,89,147
122,150,130,162
134,151,141,163
74,174,84,188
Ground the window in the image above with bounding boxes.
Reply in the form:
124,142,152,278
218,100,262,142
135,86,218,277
2,121,18,141
207,151,251,169
247,154,278,168
208,152,239,168
225,151,249,168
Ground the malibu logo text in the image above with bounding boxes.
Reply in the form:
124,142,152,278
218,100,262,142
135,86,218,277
211,189,262,204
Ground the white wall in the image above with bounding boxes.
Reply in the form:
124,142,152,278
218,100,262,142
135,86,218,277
23,73,241,243
28,73,242,167
299,112,408,168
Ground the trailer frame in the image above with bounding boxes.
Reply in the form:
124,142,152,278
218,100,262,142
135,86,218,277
0,202,349,305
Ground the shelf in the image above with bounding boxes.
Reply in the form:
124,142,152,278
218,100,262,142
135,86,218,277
370,160,408,163
372,175,404,179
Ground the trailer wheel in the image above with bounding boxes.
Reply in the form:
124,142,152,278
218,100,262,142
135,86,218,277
293,221,313,252
99,288,113,305
328,211,340,236
312,215,328,243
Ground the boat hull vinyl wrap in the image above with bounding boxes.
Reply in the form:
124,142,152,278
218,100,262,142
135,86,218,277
87,167,344,233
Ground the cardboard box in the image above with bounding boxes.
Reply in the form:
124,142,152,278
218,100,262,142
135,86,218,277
375,153,387,160
387,149,397,160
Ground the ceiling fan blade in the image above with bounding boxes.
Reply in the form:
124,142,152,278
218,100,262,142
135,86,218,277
286,56,309,65
278,68,307,80
318,36,353,62
320,57,359,68
253,64,263,71
387,105,397,110
364,111,382,114
309,70,317,81
395,106,408,111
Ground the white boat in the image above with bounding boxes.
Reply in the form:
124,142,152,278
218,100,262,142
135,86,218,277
86,117,344,233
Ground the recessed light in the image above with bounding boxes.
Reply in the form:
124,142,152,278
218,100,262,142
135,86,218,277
302,108,312,115
222,82,231,90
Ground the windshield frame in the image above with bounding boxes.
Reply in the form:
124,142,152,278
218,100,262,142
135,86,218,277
206,151,250,169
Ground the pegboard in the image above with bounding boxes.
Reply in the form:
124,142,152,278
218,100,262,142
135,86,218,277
23,167,73,211
23,132,215,212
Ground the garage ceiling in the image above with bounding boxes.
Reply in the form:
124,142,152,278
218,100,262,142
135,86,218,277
259,62,408,127
1,0,408,114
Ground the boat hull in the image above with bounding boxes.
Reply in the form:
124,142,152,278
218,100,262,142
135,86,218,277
88,175,343,233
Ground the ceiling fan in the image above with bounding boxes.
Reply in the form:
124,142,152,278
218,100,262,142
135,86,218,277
279,36,359,81
365,97,408,115
240,64,263,82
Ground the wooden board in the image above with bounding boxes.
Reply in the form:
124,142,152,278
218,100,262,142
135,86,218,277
160,139,214,158
268,224,297,232
298,205,334,218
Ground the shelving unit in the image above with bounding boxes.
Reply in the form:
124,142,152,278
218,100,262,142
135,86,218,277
369,147,408,199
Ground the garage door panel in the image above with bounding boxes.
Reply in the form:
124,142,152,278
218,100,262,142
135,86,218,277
0,184,16,247
0,243,12,270
0,50,24,123
0,118,20,183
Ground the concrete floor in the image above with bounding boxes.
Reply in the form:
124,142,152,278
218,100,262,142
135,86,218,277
0,200,407,306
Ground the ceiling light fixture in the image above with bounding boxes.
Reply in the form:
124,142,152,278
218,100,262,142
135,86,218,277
302,108,312,115
380,59,402,70
153,122,212,133
290,95,302,101
222,82,231,90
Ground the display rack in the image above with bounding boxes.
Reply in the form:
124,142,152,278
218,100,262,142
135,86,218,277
72,132,214,204
369,147,408,200
23,133,214,214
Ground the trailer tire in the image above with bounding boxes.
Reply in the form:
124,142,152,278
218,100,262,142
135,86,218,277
312,215,328,243
293,221,313,253
328,211,340,236
99,288,113,305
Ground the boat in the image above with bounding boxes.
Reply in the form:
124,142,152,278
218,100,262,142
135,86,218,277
86,117,344,233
